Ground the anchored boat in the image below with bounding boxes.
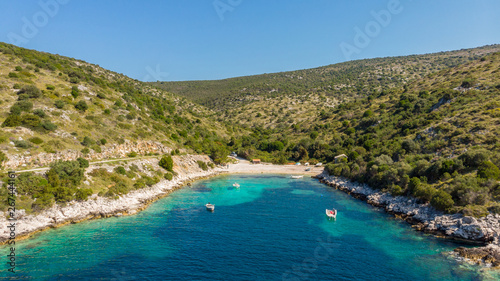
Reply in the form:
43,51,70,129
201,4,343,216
291,175,303,179
206,203,215,211
232,183,240,188
326,208,337,219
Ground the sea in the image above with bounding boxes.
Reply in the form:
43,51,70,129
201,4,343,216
1,174,499,280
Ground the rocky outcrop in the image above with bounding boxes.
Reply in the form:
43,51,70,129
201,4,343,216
316,172,500,267
4,140,171,169
454,245,500,267
0,154,224,244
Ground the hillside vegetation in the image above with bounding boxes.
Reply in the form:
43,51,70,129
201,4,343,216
0,42,228,213
156,46,500,217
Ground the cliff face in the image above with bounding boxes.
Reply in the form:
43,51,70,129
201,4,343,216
0,154,222,244
3,140,171,170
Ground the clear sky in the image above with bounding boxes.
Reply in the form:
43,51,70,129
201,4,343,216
1,0,499,81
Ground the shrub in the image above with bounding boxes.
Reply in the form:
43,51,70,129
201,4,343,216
16,100,33,111
159,155,174,172
49,160,85,188
8,72,18,78
99,138,107,145
28,137,44,144
97,92,106,99
2,115,22,127
114,166,126,175
17,85,42,98
127,152,137,157
431,189,454,212
54,100,65,109
33,109,47,118
197,160,208,171
14,140,31,148
15,66,22,71
164,172,173,180
76,157,89,168
477,161,500,180
9,105,21,115
75,100,88,111
40,120,57,131
32,193,54,211
75,188,93,201
81,136,94,146
104,109,111,114
46,84,55,90
71,86,79,98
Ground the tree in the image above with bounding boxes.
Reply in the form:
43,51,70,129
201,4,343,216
159,155,174,172
48,160,85,187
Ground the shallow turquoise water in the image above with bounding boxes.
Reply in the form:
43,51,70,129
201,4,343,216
1,174,498,280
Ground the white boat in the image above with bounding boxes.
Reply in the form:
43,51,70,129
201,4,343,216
206,203,215,211
232,183,240,188
326,208,337,219
291,175,303,179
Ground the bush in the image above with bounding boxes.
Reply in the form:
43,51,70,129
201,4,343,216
164,172,173,181
477,161,500,180
16,100,33,111
49,160,85,188
431,189,454,212
17,85,41,99
28,137,44,144
97,92,106,99
77,157,89,168
159,155,174,172
0,151,8,168
75,188,93,201
10,105,21,115
81,136,94,146
54,100,65,109
32,193,54,211
14,140,31,148
33,109,47,118
197,160,208,171
99,138,107,145
46,84,55,90
41,120,57,131
104,109,111,114
2,115,22,127
114,166,126,175
8,72,18,78
75,100,88,111
127,151,137,157
71,86,79,98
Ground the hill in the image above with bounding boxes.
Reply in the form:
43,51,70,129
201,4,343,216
155,46,500,216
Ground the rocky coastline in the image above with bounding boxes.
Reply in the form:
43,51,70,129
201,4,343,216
0,155,225,244
316,172,500,267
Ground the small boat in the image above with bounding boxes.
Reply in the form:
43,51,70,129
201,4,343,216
305,167,311,171
291,175,303,179
232,183,240,188
206,203,215,211
326,208,337,219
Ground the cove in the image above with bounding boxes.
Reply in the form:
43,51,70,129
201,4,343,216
1,174,499,280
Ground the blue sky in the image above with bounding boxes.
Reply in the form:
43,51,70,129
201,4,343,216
1,0,499,81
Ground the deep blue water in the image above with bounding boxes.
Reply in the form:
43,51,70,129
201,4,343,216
1,175,498,280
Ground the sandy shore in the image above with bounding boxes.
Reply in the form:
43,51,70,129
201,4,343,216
225,158,324,176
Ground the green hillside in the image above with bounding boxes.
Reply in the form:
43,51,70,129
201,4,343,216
155,46,500,216
0,42,231,163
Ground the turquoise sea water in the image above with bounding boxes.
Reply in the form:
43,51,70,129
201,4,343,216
1,174,499,280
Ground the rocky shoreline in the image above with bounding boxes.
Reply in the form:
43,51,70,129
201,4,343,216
0,155,225,244
316,172,500,267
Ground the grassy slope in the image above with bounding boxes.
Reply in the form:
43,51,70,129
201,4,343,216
0,42,230,165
